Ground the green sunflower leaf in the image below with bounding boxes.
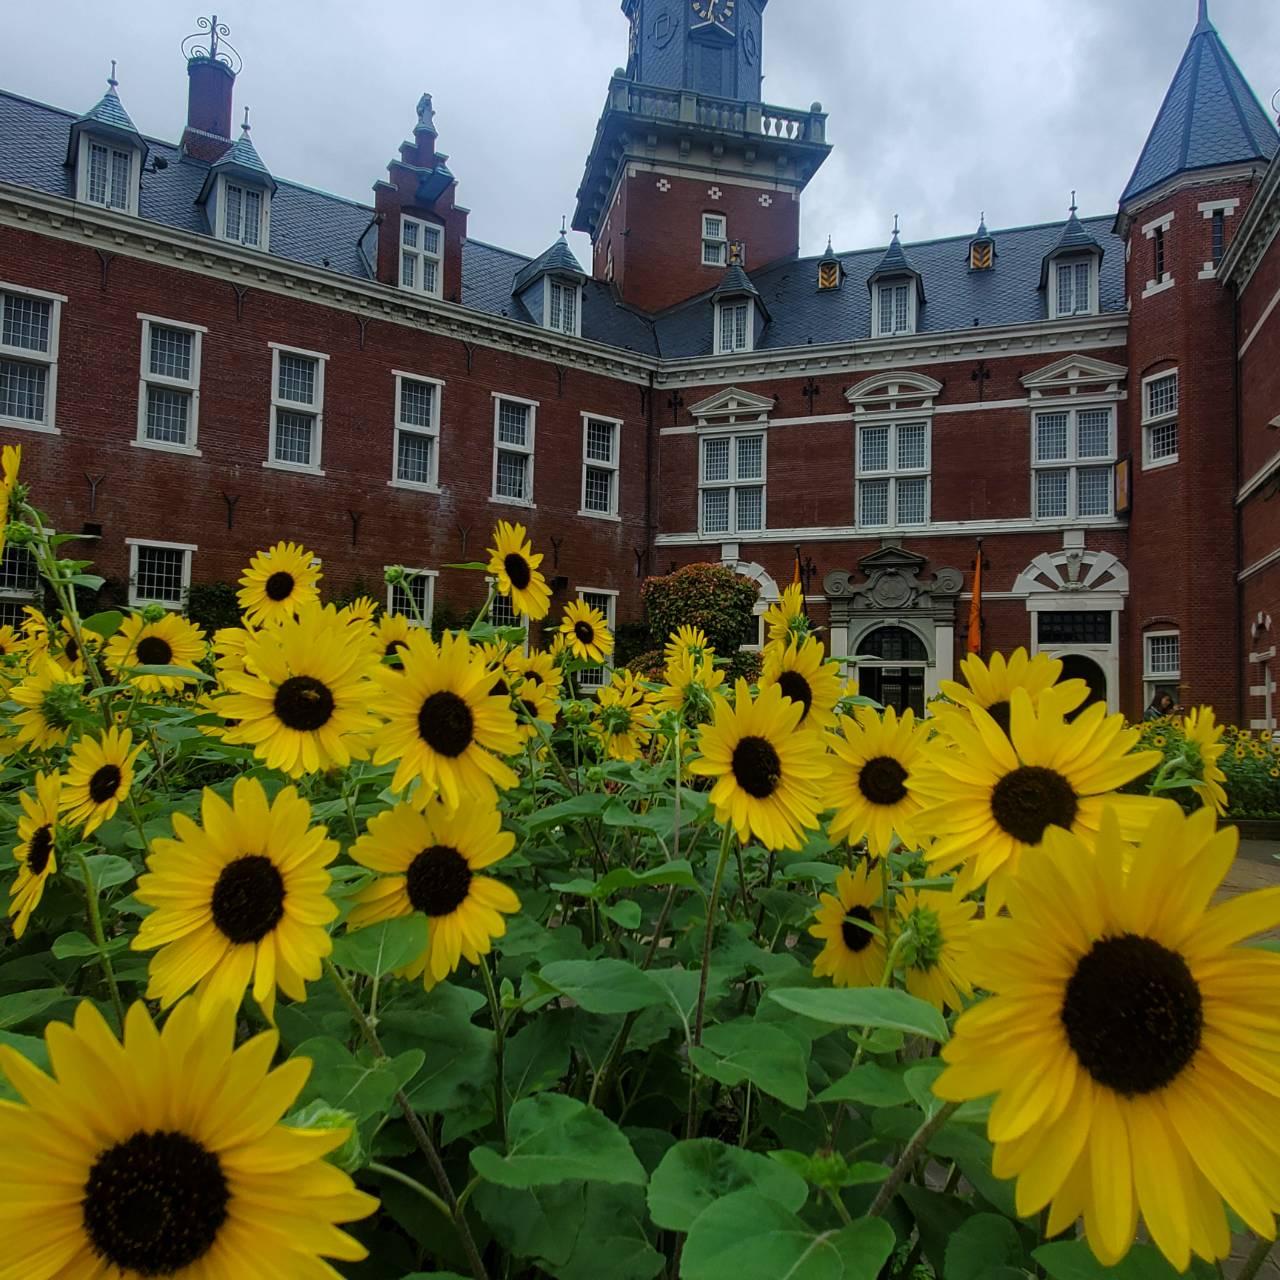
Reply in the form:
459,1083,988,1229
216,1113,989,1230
469,1094,646,1189
766,985,949,1042
534,959,666,1015
330,914,429,978
1033,1240,1221,1278
523,794,613,831
547,1184,664,1280
945,1213,1025,1279
81,611,124,639
688,1019,811,1110
816,1062,912,1107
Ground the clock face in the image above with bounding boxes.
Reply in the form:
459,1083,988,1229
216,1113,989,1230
691,0,735,23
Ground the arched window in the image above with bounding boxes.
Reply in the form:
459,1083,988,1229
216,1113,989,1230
856,625,927,662
855,625,927,714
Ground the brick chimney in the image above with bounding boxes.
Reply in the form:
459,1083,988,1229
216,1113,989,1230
180,17,241,161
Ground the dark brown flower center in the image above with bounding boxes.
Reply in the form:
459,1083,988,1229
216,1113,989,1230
265,571,296,602
66,637,80,664
574,621,595,645
210,854,285,944
731,735,782,799
503,553,532,591
136,636,173,666
273,675,335,732
985,699,1012,737
990,765,1078,844
27,824,54,876
88,765,122,805
840,905,876,954
406,844,473,916
776,671,813,721
491,675,510,698
1061,933,1203,1096
858,756,908,806
417,690,474,757
82,1129,228,1275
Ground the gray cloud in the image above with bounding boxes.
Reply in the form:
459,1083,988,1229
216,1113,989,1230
5,0,1278,267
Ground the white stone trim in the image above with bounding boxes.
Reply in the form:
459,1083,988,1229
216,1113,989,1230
490,392,538,507
656,515,1128,546
1198,199,1240,217
1240,278,1280,360
579,411,622,520
0,278,63,435
135,315,203,456
390,370,445,492
267,344,327,474
1141,276,1175,299
1240,447,1280,504
1142,211,1175,236
126,538,195,609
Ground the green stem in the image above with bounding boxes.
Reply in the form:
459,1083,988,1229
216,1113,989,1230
75,849,125,1030
693,822,735,1049
1237,1236,1276,1280
479,957,508,1147
865,1101,961,1218
824,1186,854,1227
324,960,490,1280
367,1160,455,1222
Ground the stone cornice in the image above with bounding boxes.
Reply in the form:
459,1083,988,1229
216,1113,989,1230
1218,154,1280,292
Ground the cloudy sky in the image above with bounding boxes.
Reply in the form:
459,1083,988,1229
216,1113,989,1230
5,0,1279,264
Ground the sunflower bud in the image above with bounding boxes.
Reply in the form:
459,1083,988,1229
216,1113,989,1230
4,521,33,546
285,1101,364,1173
140,604,168,625
384,565,406,586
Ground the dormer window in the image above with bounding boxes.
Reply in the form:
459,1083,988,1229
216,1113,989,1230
221,180,266,248
716,300,752,354
401,215,442,297
548,279,581,337
702,214,728,267
82,139,134,211
1051,256,1097,318
69,75,145,217
874,280,915,337
970,240,993,270
818,259,840,290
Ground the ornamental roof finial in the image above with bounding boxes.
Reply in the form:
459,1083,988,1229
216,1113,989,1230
108,59,118,90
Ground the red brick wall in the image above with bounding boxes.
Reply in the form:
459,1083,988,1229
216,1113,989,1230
0,227,648,633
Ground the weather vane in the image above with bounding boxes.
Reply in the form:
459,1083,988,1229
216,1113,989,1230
181,15,243,74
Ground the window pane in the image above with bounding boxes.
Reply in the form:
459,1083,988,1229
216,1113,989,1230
423,225,441,256
584,466,613,513
733,304,748,349
1077,409,1111,459
401,220,419,248
224,184,242,241
496,401,529,446
422,259,438,294
1149,420,1179,461
702,436,730,483
146,387,190,445
1074,262,1090,312
88,142,108,205
0,546,37,594
2,294,51,353
562,285,576,333
704,240,725,266
1146,373,1178,419
703,215,723,239
496,449,528,499
860,425,889,473
549,284,562,331
396,431,434,485
149,326,192,381
1038,611,1112,645
896,476,928,525
893,285,909,332
109,149,130,210
274,410,314,465
1077,466,1112,516
1035,469,1069,518
1035,413,1069,462
135,546,186,603
242,189,262,246
878,287,892,334
1056,262,1073,315
390,574,431,620
897,422,927,470
735,485,763,532
1147,633,1180,676
0,358,47,422
859,478,890,526
490,592,517,628
701,488,730,533
400,251,417,288
399,379,434,428
735,434,763,481
277,354,316,405
586,420,615,464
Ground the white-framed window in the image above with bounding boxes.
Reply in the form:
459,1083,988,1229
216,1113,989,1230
491,395,537,506
1048,255,1098,319
400,215,443,298
575,587,617,690
715,301,753,355
1031,405,1115,520
857,420,930,528
487,577,531,653
386,568,436,626
0,545,39,629
702,214,728,267
267,344,327,474
580,414,621,519
1142,369,1179,469
220,179,268,249
700,432,765,536
76,135,137,214
0,282,63,434
134,315,204,454
1143,630,1181,706
873,280,915,337
547,279,581,337
390,371,443,491
127,539,194,609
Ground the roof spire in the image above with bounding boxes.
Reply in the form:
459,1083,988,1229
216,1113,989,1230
108,60,118,90
241,106,251,134
826,234,833,252
1195,0,1213,33
891,213,900,238
560,214,568,236
1070,190,1078,215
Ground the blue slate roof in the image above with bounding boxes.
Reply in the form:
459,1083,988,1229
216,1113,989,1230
869,230,919,282
214,130,271,179
1120,6,1279,206
712,263,761,300
511,231,586,293
77,84,141,136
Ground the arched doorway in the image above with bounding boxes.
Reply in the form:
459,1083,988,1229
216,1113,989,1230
1058,653,1108,718
856,625,928,715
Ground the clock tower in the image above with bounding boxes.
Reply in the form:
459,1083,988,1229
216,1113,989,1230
575,0,830,312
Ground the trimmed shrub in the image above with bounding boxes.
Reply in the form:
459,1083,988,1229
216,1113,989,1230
186,581,242,633
641,562,759,655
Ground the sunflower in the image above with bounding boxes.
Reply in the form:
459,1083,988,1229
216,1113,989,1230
348,800,519,988
19,603,49,657
1152,733,1167,748
216,605,380,777
894,885,976,1012
60,726,142,835
560,599,614,664
1183,705,1228,815
338,594,378,629
0,997,376,1278
648,650,726,727
0,443,20,562
591,670,655,761
377,611,414,661
664,624,712,667
371,628,521,807
236,541,321,626
761,582,807,645
915,689,1163,910
9,658,81,750
506,651,560,728
828,705,932,858
51,615,103,680
935,806,1280,1271
938,647,1087,735
0,623,22,659
212,623,253,675
8,771,60,938
134,777,338,1021
688,679,830,850
487,521,552,620
759,634,843,730
105,611,208,694
808,861,886,988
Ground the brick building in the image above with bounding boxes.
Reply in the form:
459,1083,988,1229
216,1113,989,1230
0,3,1277,718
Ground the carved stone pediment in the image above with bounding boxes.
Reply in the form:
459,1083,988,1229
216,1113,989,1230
824,543,962,614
